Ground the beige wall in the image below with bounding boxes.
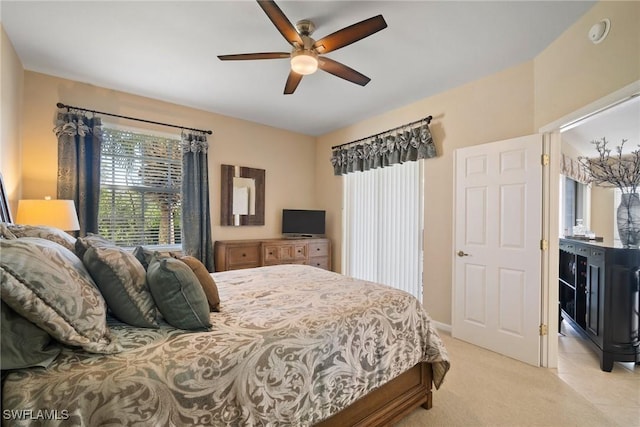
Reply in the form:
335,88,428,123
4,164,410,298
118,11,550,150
545,0,639,250
317,62,536,323
6,1,639,326
20,71,317,241
317,0,639,325
534,1,640,129
1,25,24,216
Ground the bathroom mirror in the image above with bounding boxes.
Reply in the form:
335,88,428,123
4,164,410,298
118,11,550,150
220,164,265,226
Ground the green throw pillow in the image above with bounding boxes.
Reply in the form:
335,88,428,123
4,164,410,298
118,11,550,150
1,301,61,370
147,254,211,330
75,233,115,259
83,246,159,328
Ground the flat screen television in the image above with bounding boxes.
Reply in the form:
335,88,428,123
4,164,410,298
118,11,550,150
282,209,326,237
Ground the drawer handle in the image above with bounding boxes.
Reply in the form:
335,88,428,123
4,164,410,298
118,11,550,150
242,253,246,257
316,248,320,251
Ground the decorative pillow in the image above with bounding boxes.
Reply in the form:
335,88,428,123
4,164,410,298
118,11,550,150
17,237,101,291
0,238,121,354
83,246,159,328
75,233,115,259
132,245,162,270
178,255,221,312
1,301,61,370
6,224,75,252
147,254,211,330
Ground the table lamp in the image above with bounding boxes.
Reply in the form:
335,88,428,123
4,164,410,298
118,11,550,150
15,197,80,231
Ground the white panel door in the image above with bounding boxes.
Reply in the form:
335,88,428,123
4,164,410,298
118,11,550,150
453,135,543,366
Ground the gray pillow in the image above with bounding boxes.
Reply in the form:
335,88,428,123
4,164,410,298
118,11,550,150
147,254,211,330
1,301,61,370
6,224,76,252
0,238,121,354
83,246,159,328
75,233,115,259
132,245,162,270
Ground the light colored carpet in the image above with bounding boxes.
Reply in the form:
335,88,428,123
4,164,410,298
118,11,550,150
395,332,619,427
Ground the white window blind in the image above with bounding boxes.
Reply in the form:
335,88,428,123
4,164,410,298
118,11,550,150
342,161,424,301
99,127,182,247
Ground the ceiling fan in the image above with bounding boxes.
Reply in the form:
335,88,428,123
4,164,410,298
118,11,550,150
218,0,387,95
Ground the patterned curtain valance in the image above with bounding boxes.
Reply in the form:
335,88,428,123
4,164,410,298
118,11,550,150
330,117,436,176
182,131,209,154
561,153,590,184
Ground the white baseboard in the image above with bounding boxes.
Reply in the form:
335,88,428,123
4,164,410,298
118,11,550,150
432,321,451,334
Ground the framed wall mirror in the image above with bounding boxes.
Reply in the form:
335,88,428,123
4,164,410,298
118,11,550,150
220,164,265,226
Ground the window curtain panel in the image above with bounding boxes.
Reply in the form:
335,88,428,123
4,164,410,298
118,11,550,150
55,112,102,235
181,131,214,272
331,121,436,176
561,153,590,184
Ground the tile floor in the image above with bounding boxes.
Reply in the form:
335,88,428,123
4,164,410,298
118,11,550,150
556,321,640,426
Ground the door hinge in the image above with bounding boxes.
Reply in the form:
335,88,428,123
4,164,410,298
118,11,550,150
540,239,548,251
541,154,550,166
539,324,548,336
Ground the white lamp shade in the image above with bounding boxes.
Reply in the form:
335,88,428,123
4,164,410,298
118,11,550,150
16,199,80,231
290,50,318,75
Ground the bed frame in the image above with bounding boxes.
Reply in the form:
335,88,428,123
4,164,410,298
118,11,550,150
316,362,433,426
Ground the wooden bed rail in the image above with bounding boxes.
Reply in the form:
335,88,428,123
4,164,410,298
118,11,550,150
315,362,433,426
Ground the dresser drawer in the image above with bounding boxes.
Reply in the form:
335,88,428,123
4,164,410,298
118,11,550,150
307,257,330,270
308,241,329,257
264,243,308,262
227,245,260,267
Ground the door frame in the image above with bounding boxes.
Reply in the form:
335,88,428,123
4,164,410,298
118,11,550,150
538,80,640,368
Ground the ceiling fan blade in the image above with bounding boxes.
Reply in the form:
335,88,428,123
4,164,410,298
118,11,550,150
284,71,303,94
257,0,304,47
313,15,387,54
218,52,290,61
318,57,371,86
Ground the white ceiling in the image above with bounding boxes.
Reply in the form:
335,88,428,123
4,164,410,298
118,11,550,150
2,1,597,136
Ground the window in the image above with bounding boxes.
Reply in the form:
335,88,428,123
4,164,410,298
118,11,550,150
99,127,182,247
342,161,424,301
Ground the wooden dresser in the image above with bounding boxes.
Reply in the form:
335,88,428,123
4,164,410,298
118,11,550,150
214,238,331,272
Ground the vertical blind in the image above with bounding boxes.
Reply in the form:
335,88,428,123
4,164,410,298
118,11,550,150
342,161,424,301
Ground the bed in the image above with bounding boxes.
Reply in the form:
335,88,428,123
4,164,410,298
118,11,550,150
1,228,449,426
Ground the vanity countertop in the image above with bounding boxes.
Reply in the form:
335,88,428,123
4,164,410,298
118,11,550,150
560,236,639,250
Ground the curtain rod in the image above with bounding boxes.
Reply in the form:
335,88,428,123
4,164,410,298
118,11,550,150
331,115,432,150
56,102,213,135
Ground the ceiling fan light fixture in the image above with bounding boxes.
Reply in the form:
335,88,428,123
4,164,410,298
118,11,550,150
290,50,318,75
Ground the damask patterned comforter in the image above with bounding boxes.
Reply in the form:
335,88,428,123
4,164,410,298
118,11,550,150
2,264,449,426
